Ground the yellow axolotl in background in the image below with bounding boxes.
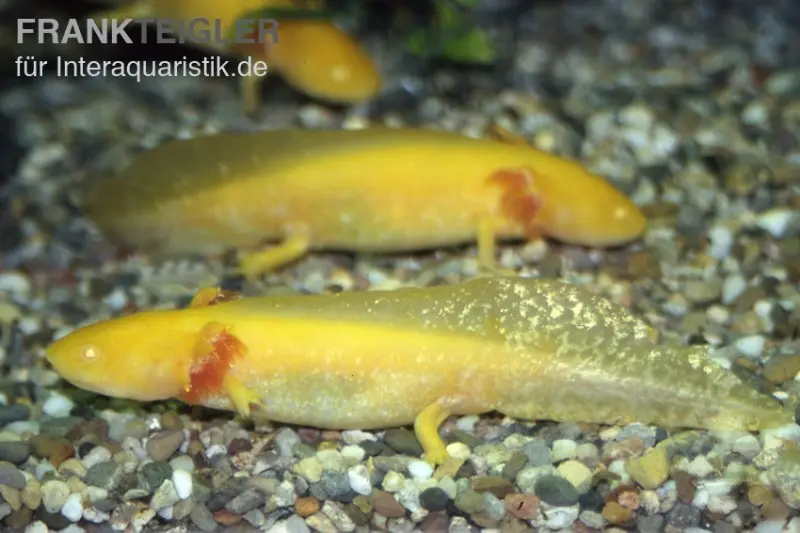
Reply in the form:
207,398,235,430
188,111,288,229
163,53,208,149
91,0,381,112
46,276,793,465
80,127,647,280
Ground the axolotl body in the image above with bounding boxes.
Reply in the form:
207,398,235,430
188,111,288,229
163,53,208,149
91,0,381,112
81,128,647,279
46,277,792,465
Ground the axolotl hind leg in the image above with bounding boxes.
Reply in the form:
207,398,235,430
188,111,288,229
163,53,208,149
414,402,453,466
237,233,311,281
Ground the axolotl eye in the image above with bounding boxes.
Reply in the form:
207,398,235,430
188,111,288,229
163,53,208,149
81,346,100,362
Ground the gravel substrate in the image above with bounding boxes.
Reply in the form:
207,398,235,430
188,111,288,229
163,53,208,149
1,0,800,531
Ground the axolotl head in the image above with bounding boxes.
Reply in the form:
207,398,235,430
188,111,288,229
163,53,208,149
548,179,647,247
45,310,191,402
529,166,647,247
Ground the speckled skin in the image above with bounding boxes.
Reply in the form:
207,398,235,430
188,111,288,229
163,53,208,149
46,277,791,432
81,128,646,256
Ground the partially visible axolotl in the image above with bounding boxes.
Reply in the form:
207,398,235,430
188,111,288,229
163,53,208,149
90,0,381,112
46,276,793,465
80,127,647,280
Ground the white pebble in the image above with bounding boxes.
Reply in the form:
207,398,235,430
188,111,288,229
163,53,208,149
699,479,734,496
171,469,192,500
0,272,31,301
761,423,800,443
60,493,84,522
756,208,797,238
382,471,405,492
706,495,737,515
706,305,730,325
455,415,479,432
532,503,580,529
169,455,194,473
733,434,761,460
204,444,226,460
347,464,372,496
438,476,458,499
691,487,709,509
341,430,377,444
41,480,70,513
722,274,747,304
23,521,49,533
551,439,577,462
42,393,74,417
734,335,765,359
86,486,108,502
340,445,365,464
446,442,471,460
5,421,39,435
708,225,734,259
35,461,55,480
407,460,433,481
81,446,112,469
102,288,128,310
688,456,715,478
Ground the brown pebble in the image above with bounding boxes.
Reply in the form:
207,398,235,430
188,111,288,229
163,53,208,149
471,513,500,528
48,441,75,468
213,509,242,526
734,357,759,371
419,511,449,533
187,439,205,457
66,419,110,441
673,470,696,503
146,430,184,461
497,515,532,533
344,502,371,526
295,496,321,518
504,493,539,520
763,354,800,384
471,475,515,498
227,438,252,455
6,506,31,530
29,436,71,459
160,412,183,431
372,489,406,518
762,494,790,521
626,251,661,279
602,501,633,526
321,430,341,441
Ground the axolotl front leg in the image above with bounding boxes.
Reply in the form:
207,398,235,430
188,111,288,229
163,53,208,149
477,167,544,273
178,288,262,417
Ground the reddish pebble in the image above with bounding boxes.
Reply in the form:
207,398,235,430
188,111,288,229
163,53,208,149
295,496,321,518
504,493,539,520
213,509,242,526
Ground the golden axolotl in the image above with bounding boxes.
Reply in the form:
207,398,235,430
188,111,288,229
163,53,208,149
81,127,647,280
45,277,792,465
